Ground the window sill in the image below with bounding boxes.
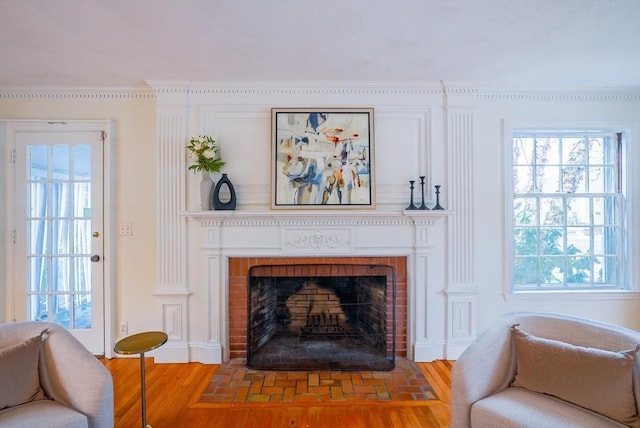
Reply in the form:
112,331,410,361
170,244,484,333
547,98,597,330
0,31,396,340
502,289,640,302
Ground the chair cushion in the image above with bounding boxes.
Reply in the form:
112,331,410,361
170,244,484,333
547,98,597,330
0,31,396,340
472,387,628,428
0,332,47,410
0,400,88,428
511,325,640,427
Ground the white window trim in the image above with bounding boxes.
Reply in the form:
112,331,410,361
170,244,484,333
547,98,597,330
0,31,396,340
503,118,640,299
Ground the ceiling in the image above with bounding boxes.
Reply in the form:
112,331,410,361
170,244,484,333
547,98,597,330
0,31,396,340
1,0,639,90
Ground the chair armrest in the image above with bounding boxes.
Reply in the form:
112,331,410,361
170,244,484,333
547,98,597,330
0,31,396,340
451,316,516,428
38,323,114,428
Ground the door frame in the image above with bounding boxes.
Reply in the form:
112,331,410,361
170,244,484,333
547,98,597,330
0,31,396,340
1,119,116,357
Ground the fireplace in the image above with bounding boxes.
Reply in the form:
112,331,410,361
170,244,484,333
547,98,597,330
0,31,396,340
228,256,408,368
246,264,396,370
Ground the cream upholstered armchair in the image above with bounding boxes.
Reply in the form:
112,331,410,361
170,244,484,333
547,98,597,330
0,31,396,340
0,321,114,427
451,312,640,428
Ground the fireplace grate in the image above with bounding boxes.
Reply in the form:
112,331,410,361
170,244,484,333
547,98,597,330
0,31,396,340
299,312,346,339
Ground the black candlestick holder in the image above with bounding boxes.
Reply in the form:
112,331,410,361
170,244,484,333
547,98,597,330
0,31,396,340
433,185,445,210
418,176,429,210
406,180,417,210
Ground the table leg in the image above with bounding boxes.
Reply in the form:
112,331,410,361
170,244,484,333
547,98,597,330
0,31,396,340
140,351,147,428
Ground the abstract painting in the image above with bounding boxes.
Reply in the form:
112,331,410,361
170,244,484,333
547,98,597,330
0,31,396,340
271,108,374,209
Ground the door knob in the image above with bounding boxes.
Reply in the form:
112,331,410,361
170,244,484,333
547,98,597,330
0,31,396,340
90,255,100,262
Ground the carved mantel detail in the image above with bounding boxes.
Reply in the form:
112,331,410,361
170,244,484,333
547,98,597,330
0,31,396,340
285,229,351,252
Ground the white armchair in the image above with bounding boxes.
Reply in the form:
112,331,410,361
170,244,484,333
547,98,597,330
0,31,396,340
451,312,640,428
0,321,114,428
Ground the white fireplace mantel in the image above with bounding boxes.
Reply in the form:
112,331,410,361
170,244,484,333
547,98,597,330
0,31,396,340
149,209,460,364
149,82,479,364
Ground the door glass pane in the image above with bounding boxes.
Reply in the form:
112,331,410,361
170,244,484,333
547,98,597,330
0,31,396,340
75,293,92,328
52,294,71,328
73,145,91,179
29,145,48,179
73,182,91,214
52,145,70,179
28,257,47,292
29,294,48,321
73,220,91,253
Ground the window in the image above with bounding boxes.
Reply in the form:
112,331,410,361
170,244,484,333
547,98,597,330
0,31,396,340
510,131,624,291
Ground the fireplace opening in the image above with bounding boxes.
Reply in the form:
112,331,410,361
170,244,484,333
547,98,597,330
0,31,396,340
247,264,396,371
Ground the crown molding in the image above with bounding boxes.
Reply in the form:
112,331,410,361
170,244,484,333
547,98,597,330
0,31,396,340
477,88,640,101
2,83,638,102
0,87,155,100
145,80,445,96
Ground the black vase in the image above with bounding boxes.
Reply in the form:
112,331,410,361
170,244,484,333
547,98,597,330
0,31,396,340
211,173,237,210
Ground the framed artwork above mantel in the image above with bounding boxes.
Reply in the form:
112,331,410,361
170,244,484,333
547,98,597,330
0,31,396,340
271,107,375,209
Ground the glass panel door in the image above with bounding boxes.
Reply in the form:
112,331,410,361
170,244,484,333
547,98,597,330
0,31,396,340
15,130,104,354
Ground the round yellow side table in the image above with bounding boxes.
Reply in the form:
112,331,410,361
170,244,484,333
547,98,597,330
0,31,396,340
114,331,168,428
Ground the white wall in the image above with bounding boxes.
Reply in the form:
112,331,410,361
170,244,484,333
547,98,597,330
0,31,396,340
1,84,639,361
472,92,640,332
0,90,160,349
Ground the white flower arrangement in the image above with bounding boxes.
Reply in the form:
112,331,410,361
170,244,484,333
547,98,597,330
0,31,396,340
186,135,225,173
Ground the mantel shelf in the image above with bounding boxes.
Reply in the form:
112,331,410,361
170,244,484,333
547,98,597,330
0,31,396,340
182,209,453,220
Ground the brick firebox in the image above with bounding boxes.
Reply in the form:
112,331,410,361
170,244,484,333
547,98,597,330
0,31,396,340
228,256,407,360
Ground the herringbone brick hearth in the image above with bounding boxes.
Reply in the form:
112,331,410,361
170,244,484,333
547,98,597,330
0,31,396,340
198,358,436,405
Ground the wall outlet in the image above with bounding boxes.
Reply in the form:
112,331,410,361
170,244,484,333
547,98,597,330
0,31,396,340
119,223,133,236
120,322,128,336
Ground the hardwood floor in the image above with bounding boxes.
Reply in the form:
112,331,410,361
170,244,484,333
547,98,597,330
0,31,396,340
100,358,453,428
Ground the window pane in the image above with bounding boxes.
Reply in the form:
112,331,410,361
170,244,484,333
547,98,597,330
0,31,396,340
567,256,591,284
513,256,538,285
514,197,538,225
513,166,534,193
593,227,605,254
539,228,564,254
566,197,590,225
513,137,534,165
600,197,618,226
602,226,620,255
561,137,586,165
536,166,561,193
540,198,563,225
535,138,560,165
562,166,586,193
567,227,591,254
588,167,604,192
514,227,538,255
594,256,619,284
541,256,564,283
593,198,605,225
588,138,605,164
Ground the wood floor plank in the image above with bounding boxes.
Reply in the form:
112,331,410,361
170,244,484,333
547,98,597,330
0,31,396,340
100,358,453,427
